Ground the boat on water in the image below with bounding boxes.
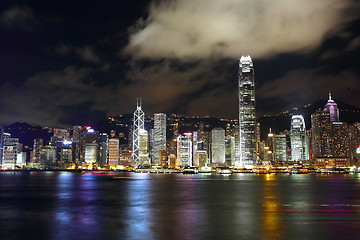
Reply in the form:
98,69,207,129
216,166,233,174
182,166,199,174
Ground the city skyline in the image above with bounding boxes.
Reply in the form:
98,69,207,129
1,0,360,127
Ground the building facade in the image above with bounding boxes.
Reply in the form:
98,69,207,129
154,113,166,165
290,115,308,161
132,99,145,163
238,55,256,168
211,127,225,164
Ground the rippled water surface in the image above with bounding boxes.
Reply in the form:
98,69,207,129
1,172,360,240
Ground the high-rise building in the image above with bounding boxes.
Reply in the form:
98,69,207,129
311,110,332,158
331,122,350,158
72,126,83,163
177,133,193,167
98,133,108,166
85,143,98,164
324,92,339,122
2,133,19,169
132,99,145,163
290,115,308,161
154,113,166,165
40,146,56,167
211,127,225,164
108,138,119,166
138,129,149,165
238,55,256,168
0,126,3,166
194,150,207,167
32,139,43,163
267,129,276,162
275,134,287,162
225,136,235,166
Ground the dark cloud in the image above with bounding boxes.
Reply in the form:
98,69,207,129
1,5,34,29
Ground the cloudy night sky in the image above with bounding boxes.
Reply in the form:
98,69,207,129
1,0,360,127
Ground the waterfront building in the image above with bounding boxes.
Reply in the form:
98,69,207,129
349,122,360,162
40,146,56,166
138,129,149,165
72,126,83,163
225,136,235,166
0,126,3,166
177,133,193,167
275,134,287,162
149,129,155,164
108,138,119,166
331,122,350,158
60,142,73,165
194,150,207,167
211,127,225,164
234,125,240,166
16,152,26,167
238,55,256,168
32,138,43,163
154,113,166,165
82,127,99,163
98,133,108,166
159,150,168,166
168,154,177,168
2,133,19,169
267,129,276,162
311,110,332,158
132,99,145,163
85,143,98,164
290,115,308,161
323,92,339,122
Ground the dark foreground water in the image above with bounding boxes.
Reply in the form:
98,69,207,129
1,172,360,240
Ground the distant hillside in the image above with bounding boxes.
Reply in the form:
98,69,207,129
3,122,53,149
258,99,360,140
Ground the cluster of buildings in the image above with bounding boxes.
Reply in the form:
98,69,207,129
262,93,360,168
0,56,359,170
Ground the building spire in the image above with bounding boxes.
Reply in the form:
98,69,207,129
328,91,332,101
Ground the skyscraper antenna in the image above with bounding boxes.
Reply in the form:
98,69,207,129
329,91,332,101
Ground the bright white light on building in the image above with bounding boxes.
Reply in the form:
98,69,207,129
63,140,72,145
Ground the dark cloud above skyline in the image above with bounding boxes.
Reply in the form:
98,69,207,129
0,0,360,127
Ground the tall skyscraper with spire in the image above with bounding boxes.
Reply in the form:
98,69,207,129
323,91,339,122
132,98,145,163
237,55,256,168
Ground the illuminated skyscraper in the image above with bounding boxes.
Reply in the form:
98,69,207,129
311,110,332,158
108,138,119,166
324,92,339,122
211,127,225,164
275,134,287,162
290,115,308,161
2,133,19,169
132,98,145,163
32,138,43,163
154,113,166,165
331,122,350,158
139,129,150,165
237,55,256,168
177,133,193,167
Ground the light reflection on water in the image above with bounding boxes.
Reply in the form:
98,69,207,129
1,172,360,240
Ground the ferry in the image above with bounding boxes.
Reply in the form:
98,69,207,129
216,166,233,175
182,166,199,174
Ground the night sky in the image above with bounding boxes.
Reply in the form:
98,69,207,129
1,0,360,127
